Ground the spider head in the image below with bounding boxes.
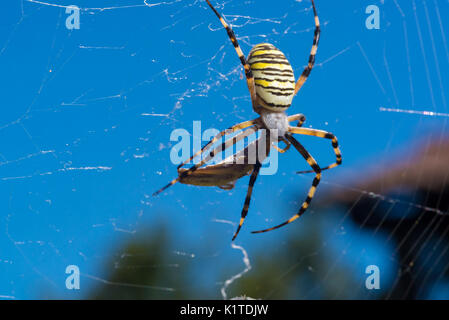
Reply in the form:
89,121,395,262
248,43,295,112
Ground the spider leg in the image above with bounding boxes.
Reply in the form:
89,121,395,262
294,0,320,95
205,0,258,111
232,161,262,241
153,124,259,196
288,126,342,173
287,113,306,128
176,119,258,170
272,136,291,154
252,135,321,234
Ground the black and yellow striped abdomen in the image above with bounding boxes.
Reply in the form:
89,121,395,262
247,43,295,111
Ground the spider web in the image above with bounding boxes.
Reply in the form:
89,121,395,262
1,0,449,299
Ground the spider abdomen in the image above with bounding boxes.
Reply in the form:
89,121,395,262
248,43,295,111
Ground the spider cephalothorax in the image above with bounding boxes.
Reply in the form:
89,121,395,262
154,0,342,241
259,110,290,138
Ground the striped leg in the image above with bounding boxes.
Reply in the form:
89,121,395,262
288,113,306,127
232,161,262,241
272,136,291,154
153,124,259,196
205,0,258,109
288,126,342,173
294,0,320,95
176,119,257,170
252,135,321,234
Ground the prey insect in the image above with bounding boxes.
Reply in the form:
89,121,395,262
153,0,342,240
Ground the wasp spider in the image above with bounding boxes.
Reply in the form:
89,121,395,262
154,0,342,240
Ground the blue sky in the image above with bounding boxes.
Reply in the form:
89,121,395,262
1,0,448,299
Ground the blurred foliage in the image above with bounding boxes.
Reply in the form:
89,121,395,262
88,226,192,299
224,218,358,299
85,217,362,299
